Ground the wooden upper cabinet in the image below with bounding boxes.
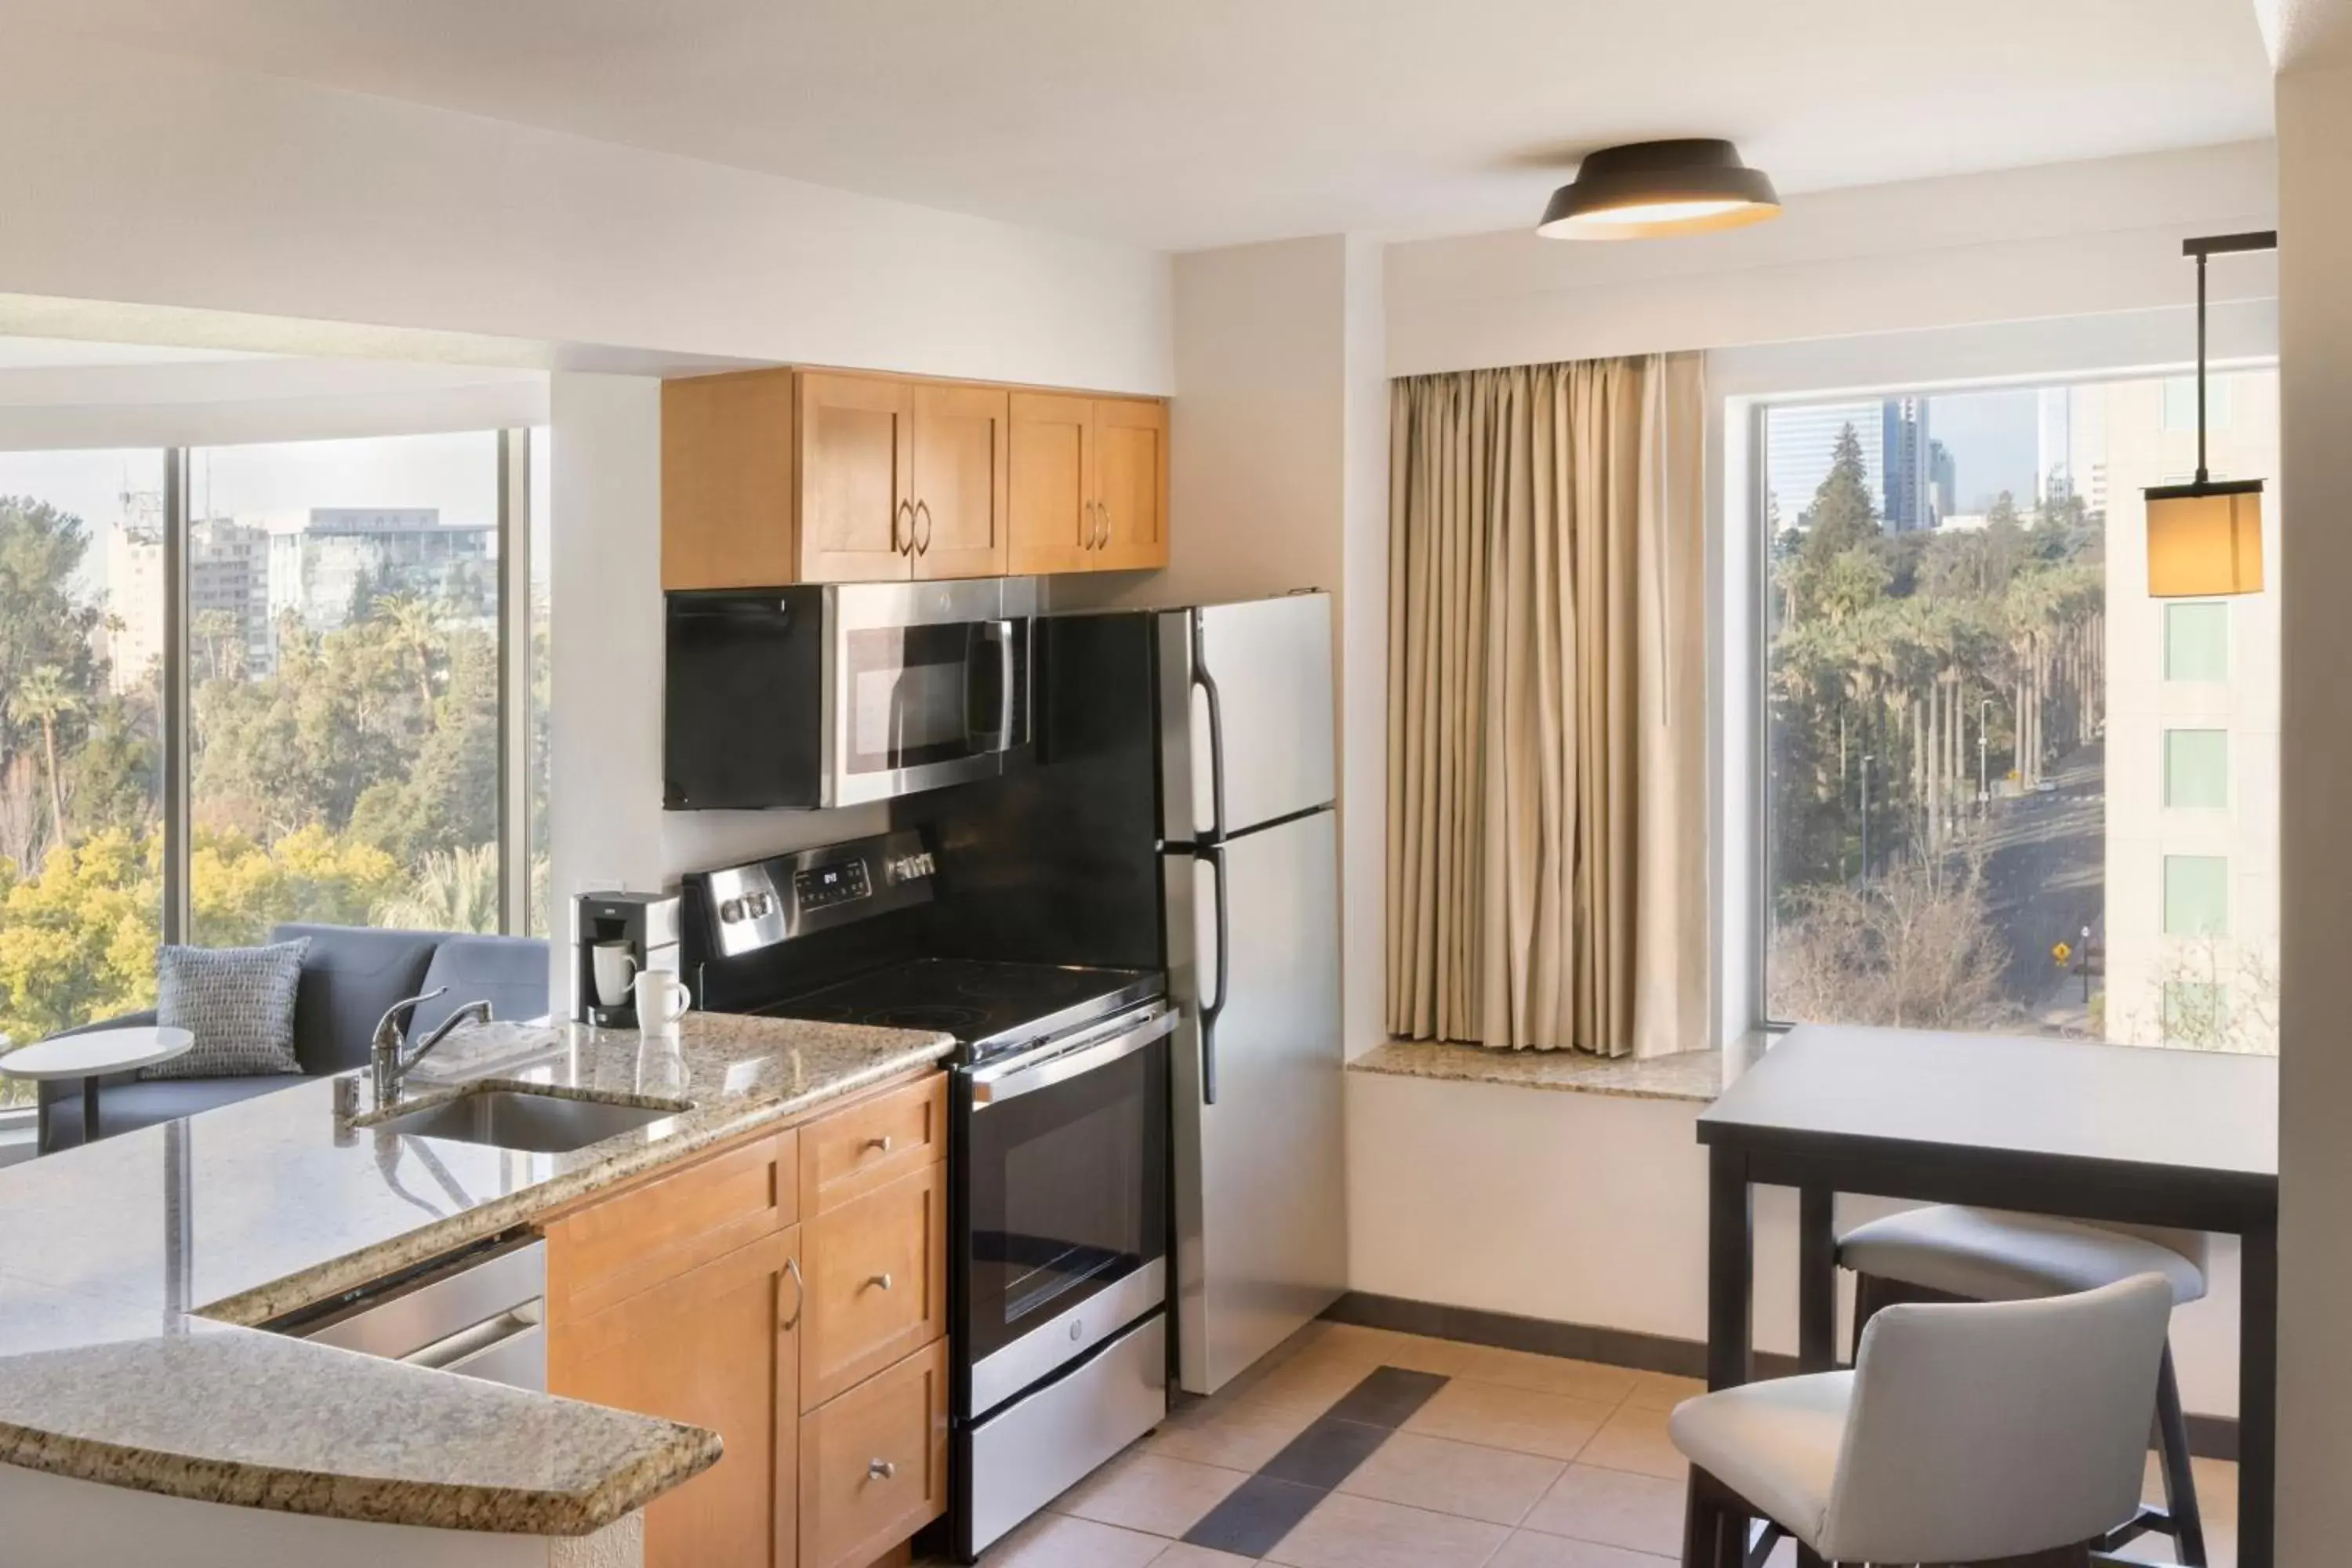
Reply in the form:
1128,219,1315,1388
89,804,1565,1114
908,383,1010,579
662,369,797,591
1091,397,1169,572
798,372,915,583
662,367,1167,587
1007,392,1095,576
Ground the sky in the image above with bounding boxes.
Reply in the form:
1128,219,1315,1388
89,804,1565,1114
1925,387,2041,513
0,431,504,602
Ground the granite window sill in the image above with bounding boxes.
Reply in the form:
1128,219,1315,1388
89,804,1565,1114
1348,1037,1733,1104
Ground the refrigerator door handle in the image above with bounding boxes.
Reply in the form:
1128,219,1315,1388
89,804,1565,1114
1195,843,1229,1105
1190,613,1229,842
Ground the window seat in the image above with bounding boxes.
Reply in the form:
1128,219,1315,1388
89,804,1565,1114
1348,1038,1726,1103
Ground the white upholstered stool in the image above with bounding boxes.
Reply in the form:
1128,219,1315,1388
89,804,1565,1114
1671,1273,2175,1568
1840,1205,2209,1566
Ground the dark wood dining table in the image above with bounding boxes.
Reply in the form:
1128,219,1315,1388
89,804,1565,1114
1697,1025,2279,1567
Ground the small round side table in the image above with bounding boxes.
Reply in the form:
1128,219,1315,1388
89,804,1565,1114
0,1026,195,1151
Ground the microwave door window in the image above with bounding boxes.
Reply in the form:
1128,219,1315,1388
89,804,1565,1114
848,626,978,773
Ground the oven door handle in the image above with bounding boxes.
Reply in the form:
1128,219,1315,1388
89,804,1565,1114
969,1009,1176,1109
966,619,1018,754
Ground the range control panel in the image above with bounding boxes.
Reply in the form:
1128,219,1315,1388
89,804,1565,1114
793,858,871,912
694,829,938,958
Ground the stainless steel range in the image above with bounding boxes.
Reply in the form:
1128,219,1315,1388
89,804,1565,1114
680,831,1172,1562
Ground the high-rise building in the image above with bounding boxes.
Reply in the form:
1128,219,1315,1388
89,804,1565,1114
103,492,166,693
266,507,496,655
2099,368,2280,1053
1882,397,1933,530
1929,439,1958,521
188,517,271,677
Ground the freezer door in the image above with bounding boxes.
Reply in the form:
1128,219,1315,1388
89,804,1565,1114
1158,593,1336,842
1163,807,1345,1396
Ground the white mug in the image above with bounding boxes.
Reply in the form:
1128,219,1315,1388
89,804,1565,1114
634,969,691,1033
591,942,639,1008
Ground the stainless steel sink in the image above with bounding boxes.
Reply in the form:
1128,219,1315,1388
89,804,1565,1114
372,1091,680,1153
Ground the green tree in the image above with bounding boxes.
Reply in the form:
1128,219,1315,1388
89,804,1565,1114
8,665,76,853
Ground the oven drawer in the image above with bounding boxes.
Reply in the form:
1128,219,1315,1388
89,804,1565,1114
800,1073,947,1215
802,1160,947,1410
547,1129,797,1319
800,1338,949,1568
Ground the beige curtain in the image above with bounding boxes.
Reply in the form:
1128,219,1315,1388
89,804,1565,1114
1386,354,1708,1058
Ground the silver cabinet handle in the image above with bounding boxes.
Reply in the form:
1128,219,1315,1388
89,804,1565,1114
782,1254,805,1331
867,1272,895,1292
915,499,934,555
1096,501,1111,550
862,1134,893,1154
891,499,912,555
1081,500,1096,550
868,1459,897,1481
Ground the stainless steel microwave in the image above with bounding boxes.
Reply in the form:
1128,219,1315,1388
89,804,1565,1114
665,579,1035,810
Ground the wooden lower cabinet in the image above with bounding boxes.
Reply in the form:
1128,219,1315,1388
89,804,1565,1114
550,1227,800,1568
543,1077,951,1568
800,1340,951,1568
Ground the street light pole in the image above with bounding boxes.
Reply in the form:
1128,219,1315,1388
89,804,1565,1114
1860,754,1875,883
1978,698,1992,815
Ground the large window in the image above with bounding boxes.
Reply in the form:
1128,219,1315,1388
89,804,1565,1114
1762,369,2280,1053
0,430,547,1096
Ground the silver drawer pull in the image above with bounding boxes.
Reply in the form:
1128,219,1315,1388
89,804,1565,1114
868,1459,897,1481
866,1272,895,1292
862,1134,893,1154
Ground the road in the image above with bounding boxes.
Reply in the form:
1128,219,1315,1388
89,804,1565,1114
1970,740,2105,1030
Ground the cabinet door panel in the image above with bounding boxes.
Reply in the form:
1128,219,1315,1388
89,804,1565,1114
800,372,913,583
910,383,1009,579
551,1229,799,1568
1007,392,1095,575
663,368,797,590
802,1162,947,1410
1093,398,1168,572
800,1339,949,1568
800,1074,948,1218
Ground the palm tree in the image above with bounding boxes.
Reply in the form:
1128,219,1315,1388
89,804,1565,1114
373,594,442,713
373,843,500,934
7,665,74,855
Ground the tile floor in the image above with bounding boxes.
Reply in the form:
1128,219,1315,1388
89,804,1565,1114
948,1322,2242,1568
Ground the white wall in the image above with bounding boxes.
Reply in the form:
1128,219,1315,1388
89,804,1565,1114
1348,1070,2246,1417
2272,11,2352,1558
0,22,1171,393
0,357,546,450
1051,236,1392,1060
1386,140,2278,378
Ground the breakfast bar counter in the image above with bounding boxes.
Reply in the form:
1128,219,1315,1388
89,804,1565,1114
0,1011,955,1539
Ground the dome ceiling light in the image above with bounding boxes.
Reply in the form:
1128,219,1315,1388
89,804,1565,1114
1536,139,1781,241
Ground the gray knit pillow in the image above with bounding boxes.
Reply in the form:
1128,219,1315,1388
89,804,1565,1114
144,939,310,1080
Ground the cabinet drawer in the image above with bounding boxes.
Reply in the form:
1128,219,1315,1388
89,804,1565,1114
800,1073,946,1215
801,1160,946,1410
800,1340,949,1568
549,1130,797,1319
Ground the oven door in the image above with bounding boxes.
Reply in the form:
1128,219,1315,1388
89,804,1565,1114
823,579,1034,807
959,1004,1173,1419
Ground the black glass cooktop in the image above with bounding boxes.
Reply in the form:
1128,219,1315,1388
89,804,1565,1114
761,958,1162,1060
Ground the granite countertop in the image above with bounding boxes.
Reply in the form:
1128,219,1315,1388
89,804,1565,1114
0,1011,956,1535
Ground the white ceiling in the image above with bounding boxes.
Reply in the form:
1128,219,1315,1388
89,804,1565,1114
5,0,2276,251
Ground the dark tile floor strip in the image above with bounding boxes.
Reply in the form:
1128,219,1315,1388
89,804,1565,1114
1181,1364,1450,1559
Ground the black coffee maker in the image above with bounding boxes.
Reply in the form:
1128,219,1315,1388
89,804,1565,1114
572,890,683,1028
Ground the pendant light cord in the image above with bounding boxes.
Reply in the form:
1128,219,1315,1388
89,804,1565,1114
2196,249,2210,486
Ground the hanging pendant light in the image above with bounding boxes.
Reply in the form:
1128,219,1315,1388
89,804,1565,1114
1536,139,1780,241
2145,230,2278,597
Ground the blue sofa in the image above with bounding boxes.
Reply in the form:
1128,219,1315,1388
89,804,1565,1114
38,923,550,1153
